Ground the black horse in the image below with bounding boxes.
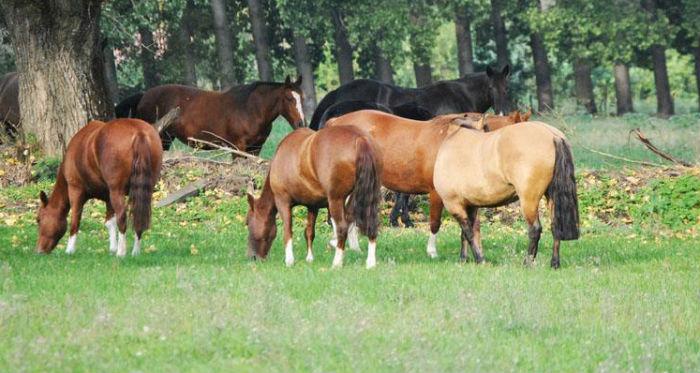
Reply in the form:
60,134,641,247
309,65,510,130
115,92,144,118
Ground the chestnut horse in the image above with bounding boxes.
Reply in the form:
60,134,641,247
247,126,382,268
433,121,579,268
36,119,162,256
127,76,305,152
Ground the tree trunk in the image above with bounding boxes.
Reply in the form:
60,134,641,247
650,44,674,118
613,63,634,115
102,40,119,111
139,27,160,89
1,0,111,156
694,44,700,112
490,0,509,68
210,0,235,87
413,63,432,88
292,32,317,120
454,10,474,76
247,0,273,81
573,59,597,114
331,9,354,84
374,49,394,84
180,0,197,86
530,32,554,112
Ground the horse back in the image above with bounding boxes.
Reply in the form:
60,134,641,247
137,84,202,123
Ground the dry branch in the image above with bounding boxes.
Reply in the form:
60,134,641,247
186,137,267,163
631,128,694,167
154,107,180,133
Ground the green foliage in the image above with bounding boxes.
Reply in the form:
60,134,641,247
631,174,700,230
31,157,60,181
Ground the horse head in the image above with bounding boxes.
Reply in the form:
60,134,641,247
280,75,305,129
485,64,511,116
35,191,67,254
245,183,277,259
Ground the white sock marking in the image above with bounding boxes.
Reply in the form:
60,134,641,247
116,232,127,257
132,235,141,256
106,217,117,253
306,247,314,263
284,239,294,267
332,248,344,268
348,223,361,252
65,234,77,254
292,91,304,121
366,240,377,269
329,218,338,248
427,233,438,258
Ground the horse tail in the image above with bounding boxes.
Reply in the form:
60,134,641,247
547,138,580,240
352,137,382,239
129,133,155,235
309,89,337,130
115,92,143,118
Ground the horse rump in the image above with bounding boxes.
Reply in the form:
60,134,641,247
129,134,155,235
547,138,580,240
352,137,382,239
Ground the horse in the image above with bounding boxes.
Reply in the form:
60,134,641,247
246,126,382,269
0,72,20,140
309,65,511,130
36,118,163,257
316,100,393,129
114,91,144,118
126,75,305,152
433,121,579,268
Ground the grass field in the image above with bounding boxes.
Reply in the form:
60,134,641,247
1,114,699,372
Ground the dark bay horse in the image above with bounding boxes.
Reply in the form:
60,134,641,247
0,72,19,140
434,121,579,268
247,126,382,268
36,119,162,257
309,65,511,130
122,76,305,152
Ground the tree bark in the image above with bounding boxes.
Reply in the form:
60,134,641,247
139,27,160,89
573,59,597,114
454,10,474,76
247,0,273,81
694,44,700,112
210,0,235,87
490,0,509,68
180,0,197,86
413,63,432,88
613,63,634,115
292,32,317,120
102,40,119,110
331,9,354,84
649,44,674,118
1,0,111,155
530,32,554,112
374,49,394,84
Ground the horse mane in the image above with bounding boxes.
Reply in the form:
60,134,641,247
224,81,284,104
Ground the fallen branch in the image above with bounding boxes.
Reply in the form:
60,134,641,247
631,128,694,167
578,144,665,167
154,107,180,133
186,137,267,164
156,177,219,208
162,156,233,166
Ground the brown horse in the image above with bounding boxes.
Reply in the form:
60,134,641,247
247,126,382,268
36,119,163,256
0,72,19,140
433,121,579,268
132,76,305,153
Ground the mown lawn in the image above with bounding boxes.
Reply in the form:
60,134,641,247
1,114,699,372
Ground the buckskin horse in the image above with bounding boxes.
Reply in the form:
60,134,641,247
433,120,579,268
246,126,382,269
36,118,163,257
119,76,305,153
309,65,511,130
0,72,20,140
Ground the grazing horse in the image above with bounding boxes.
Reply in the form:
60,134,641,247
130,76,305,152
36,119,162,256
247,126,382,268
309,65,511,130
433,121,579,268
0,72,19,140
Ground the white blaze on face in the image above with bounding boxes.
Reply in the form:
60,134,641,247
292,91,304,121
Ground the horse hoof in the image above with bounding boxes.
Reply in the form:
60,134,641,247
305,254,314,263
427,251,438,259
389,219,400,227
403,221,414,228
551,258,560,269
523,256,536,267
366,260,376,269
285,259,295,267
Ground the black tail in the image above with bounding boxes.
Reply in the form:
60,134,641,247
129,134,154,236
547,138,580,240
115,92,143,118
309,89,338,130
352,137,382,239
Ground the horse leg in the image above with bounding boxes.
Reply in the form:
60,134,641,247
400,193,414,228
521,198,542,267
344,194,361,252
547,198,561,269
455,206,484,263
105,202,117,254
277,199,294,267
328,198,349,268
389,192,401,227
305,207,318,263
65,188,86,255
109,190,128,257
426,190,443,258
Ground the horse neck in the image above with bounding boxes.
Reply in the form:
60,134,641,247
255,176,278,222
458,74,494,112
248,84,286,127
48,167,70,215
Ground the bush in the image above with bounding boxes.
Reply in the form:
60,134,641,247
32,157,60,181
631,174,700,230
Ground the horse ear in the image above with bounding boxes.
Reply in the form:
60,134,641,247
39,191,48,207
512,111,520,122
486,66,495,78
295,75,302,86
284,75,292,85
501,64,510,77
522,109,532,122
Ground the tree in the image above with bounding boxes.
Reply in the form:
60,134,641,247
454,5,475,75
102,39,119,107
529,0,554,112
613,63,633,114
330,8,355,84
210,0,235,86
139,26,161,88
292,32,317,119
643,0,674,117
490,0,509,68
0,0,111,155
247,0,274,80
408,1,440,87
